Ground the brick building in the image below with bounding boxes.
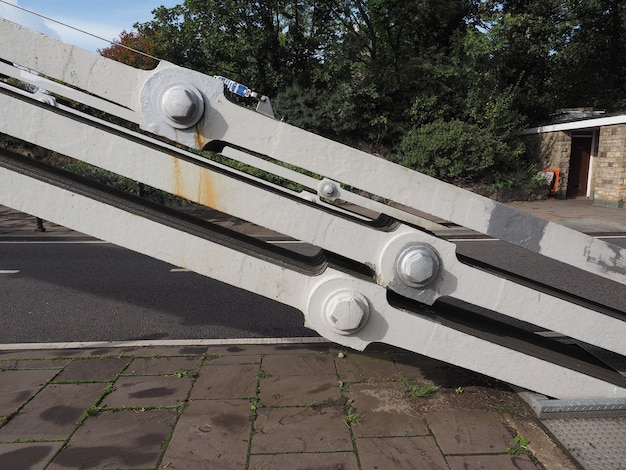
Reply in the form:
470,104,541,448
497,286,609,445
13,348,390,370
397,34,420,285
524,111,626,208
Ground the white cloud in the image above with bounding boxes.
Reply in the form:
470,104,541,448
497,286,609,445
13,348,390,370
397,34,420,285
0,1,123,51
0,0,60,40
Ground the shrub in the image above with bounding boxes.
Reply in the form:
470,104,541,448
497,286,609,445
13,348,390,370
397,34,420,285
398,118,516,183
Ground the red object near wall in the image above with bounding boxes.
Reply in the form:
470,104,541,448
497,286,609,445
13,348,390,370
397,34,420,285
538,169,560,195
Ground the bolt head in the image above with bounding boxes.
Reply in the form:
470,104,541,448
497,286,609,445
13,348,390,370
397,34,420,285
324,290,369,334
397,244,440,288
320,181,338,198
161,85,203,127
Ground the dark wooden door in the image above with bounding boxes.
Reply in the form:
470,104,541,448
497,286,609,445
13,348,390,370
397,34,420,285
567,137,592,197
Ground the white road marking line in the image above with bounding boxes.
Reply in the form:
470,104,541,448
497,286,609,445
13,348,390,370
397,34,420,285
0,270,19,274
170,268,191,272
0,337,328,351
0,240,109,244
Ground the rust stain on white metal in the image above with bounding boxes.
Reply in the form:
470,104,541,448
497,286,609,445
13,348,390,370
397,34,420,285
171,156,220,211
171,156,184,199
194,127,207,150
197,166,220,209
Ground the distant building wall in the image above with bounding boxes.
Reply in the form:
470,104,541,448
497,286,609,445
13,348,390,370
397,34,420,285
524,114,626,208
525,131,571,198
595,124,626,207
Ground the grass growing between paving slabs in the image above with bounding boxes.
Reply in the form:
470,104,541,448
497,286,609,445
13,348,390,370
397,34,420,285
400,375,440,399
508,435,532,456
245,350,366,468
0,346,581,469
343,406,362,427
0,349,208,469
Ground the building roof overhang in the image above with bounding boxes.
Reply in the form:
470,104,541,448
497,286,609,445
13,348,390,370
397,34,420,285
524,114,626,134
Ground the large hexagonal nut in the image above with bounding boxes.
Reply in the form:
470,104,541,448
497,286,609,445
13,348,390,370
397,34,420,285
324,290,370,335
396,244,441,288
160,84,204,128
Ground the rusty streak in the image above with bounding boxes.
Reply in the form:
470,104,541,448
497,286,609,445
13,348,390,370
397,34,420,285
170,156,220,211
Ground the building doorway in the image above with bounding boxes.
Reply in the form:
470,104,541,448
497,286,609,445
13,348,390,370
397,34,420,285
567,136,592,197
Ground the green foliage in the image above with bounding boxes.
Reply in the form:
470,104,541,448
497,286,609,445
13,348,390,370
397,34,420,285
398,119,514,183
400,57,529,184
132,0,472,153
343,406,362,426
83,405,101,418
250,397,261,422
551,0,626,111
272,82,359,143
173,368,195,378
508,435,531,455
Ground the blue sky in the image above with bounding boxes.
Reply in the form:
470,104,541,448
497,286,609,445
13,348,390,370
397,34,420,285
0,0,180,52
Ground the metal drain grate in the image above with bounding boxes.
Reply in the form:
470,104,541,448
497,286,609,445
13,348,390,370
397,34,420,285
544,417,626,470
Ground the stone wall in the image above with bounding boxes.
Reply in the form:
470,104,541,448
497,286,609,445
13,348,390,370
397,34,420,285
524,131,572,198
594,124,626,207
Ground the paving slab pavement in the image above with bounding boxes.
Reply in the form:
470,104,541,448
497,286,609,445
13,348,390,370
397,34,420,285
0,344,580,470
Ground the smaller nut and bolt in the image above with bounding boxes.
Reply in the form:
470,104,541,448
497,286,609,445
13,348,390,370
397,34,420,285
319,181,338,198
324,290,369,335
396,244,441,288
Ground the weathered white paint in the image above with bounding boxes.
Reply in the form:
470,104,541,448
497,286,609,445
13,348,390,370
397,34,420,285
0,60,138,123
5,85,623,358
0,165,312,311
0,18,150,109
2,17,624,285
1,18,626,400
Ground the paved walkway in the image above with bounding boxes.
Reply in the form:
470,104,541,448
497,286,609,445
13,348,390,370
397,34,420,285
505,197,626,234
0,342,577,470
1,198,626,469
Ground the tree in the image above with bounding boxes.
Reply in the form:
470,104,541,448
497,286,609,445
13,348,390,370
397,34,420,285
474,0,569,122
552,0,626,111
398,119,510,182
98,30,159,70
132,1,473,152
473,0,626,120
324,0,472,149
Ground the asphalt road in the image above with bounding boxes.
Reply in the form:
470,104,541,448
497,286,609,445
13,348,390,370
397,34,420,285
0,241,309,343
454,236,626,312
1,237,625,343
